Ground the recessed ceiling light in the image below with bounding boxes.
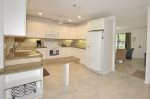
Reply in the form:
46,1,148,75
116,27,122,30
38,13,43,15
77,16,81,19
68,19,72,22
116,27,121,29
73,4,78,7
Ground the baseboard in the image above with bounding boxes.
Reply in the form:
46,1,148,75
85,66,112,75
144,80,150,85
85,67,101,74
102,69,112,75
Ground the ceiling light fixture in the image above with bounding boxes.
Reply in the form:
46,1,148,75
77,16,81,19
116,27,121,30
116,27,120,28
73,4,80,9
73,4,78,8
38,12,43,15
68,19,72,22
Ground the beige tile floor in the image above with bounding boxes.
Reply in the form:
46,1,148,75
41,59,150,99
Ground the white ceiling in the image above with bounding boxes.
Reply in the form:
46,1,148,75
27,0,150,30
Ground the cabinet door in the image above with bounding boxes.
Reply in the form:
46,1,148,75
26,20,31,37
59,48,71,57
4,0,27,36
36,22,45,38
27,20,45,38
78,49,86,65
27,20,37,37
80,24,87,39
69,26,77,39
87,18,104,31
76,26,82,39
45,22,59,33
59,25,69,39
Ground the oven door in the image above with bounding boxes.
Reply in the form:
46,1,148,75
47,48,60,59
49,50,59,56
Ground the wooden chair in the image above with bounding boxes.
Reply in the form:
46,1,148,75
116,49,127,62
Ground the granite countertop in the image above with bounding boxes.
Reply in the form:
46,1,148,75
2,56,79,75
36,47,47,48
2,49,43,74
42,56,80,65
61,46,86,49
5,50,43,60
18,46,47,49
4,62,42,74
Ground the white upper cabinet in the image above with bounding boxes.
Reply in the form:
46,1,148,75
26,17,87,39
59,25,70,39
69,25,77,39
27,20,45,38
4,0,28,36
45,22,59,33
35,22,46,38
76,25,82,39
87,18,104,31
76,24,87,39
81,24,87,39
27,17,60,38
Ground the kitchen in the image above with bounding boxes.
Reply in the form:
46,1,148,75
6,0,150,98
0,0,115,98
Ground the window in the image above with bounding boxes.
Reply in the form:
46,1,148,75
116,34,126,49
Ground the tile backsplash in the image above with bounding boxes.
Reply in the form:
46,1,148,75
4,37,86,56
14,38,43,49
59,39,86,49
4,37,15,57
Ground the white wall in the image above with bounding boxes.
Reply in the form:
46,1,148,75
0,0,4,98
0,0,4,68
145,6,150,84
116,27,147,58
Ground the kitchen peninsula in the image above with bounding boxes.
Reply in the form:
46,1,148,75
3,49,43,99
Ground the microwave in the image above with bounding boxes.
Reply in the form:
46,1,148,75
45,33,59,38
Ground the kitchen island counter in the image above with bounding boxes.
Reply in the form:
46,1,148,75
2,49,43,75
42,56,80,65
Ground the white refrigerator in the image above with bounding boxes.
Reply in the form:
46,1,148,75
86,31,105,74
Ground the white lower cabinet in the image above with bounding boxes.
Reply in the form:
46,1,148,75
70,48,86,65
4,68,43,99
78,49,87,66
59,47,71,57
36,47,86,65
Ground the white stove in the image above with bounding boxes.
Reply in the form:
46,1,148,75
43,40,60,59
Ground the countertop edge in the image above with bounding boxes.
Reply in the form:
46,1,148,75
4,62,43,74
42,56,80,65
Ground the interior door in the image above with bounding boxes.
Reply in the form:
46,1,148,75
86,31,101,71
138,32,147,58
